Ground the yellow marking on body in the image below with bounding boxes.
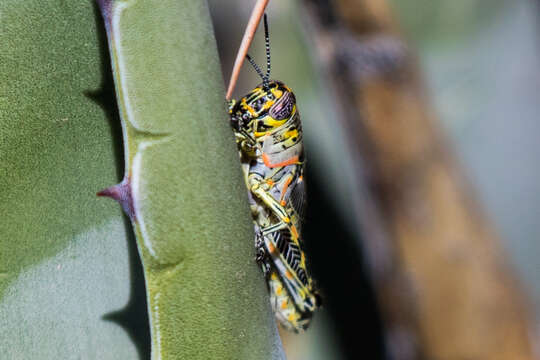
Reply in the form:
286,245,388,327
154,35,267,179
264,117,288,127
271,88,283,98
280,200,286,206
262,99,275,111
276,284,283,295
288,314,296,322
281,300,288,310
253,118,287,138
240,98,257,115
284,129,298,139
268,242,276,254
284,217,290,223
285,271,293,280
266,179,274,186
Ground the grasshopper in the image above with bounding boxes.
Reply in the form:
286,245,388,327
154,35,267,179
228,13,319,332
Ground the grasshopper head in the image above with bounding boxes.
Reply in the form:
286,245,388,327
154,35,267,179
230,81,296,137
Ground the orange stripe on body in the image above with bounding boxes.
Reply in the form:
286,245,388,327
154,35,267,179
290,225,299,240
280,176,293,206
262,153,299,169
267,242,277,254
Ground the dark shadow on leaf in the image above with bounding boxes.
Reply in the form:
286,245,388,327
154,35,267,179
304,162,387,360
86,2,151,359
102,217,151,360
85,1,123,180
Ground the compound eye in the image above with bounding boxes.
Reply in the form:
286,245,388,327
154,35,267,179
269,92,295,120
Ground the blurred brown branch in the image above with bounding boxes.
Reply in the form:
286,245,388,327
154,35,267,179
301,0,537,359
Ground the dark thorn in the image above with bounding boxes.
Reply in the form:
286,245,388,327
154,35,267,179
97,177,136,221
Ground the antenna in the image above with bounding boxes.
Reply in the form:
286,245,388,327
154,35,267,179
246,54,266,83
264,13,271,81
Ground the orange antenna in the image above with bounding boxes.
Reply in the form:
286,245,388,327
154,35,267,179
225,0,270,100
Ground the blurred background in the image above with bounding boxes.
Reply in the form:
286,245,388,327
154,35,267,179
210,0,540,359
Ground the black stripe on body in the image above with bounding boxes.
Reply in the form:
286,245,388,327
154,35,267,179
270,228,308,287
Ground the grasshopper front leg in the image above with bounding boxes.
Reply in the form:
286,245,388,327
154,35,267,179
248,174,291,224
254,229,275,279
260,221,289,236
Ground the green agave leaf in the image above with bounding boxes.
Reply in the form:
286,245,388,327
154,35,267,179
1,0,282,358
97,0,284,359
0,1,144,358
